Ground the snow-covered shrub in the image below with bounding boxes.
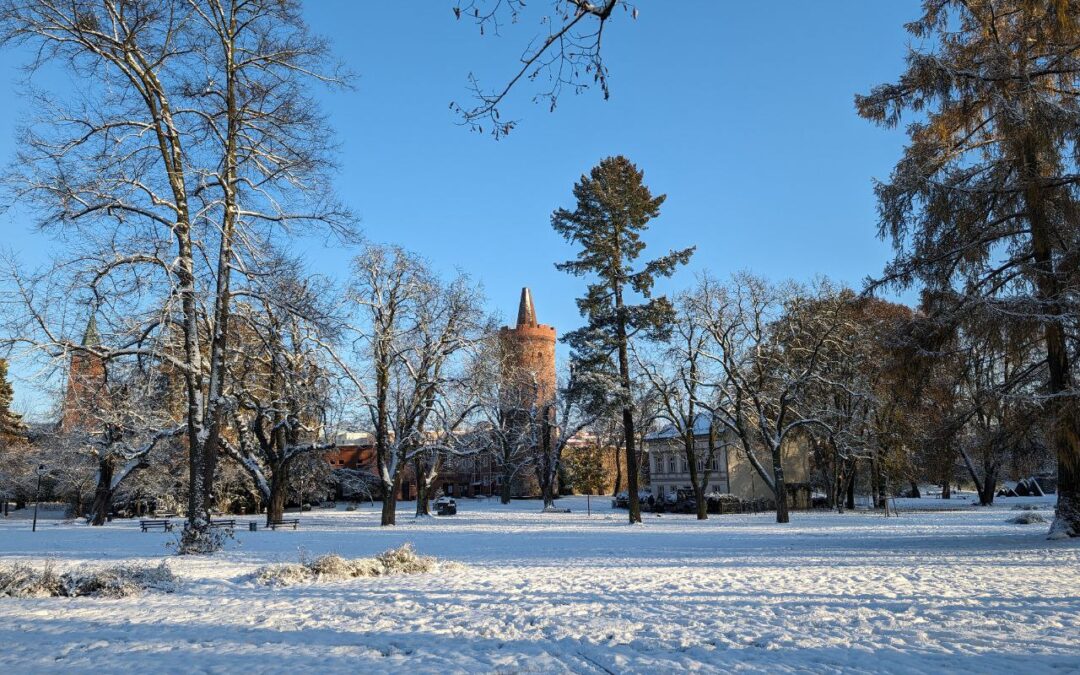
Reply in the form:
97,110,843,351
308,553,383,578
1011,512,1047,525
61,562,178,597
0,562,178,598
1012,504,1039,511
376,544,437,575
252,544,449,586
252,563,312,587
0,562,62,597
173,526,231,555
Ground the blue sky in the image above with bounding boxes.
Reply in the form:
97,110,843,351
0,1,921,415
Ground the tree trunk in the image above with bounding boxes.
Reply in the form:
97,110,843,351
908,480,920,498
612,444,622,496
194,12,240,542
613,282,641,525
773,446,789,524
381,472,400,526
542,457,556,509
541,410,557,509
941,481,951,499
623,407,641,524
415,457,430,517
1016,136,1080,538
500,470,512,505
685,431,707,520
266,463,288,527
1056,462,1080,539
871,453,887,509
89,458,116,526
541,459,556,509
978,470,996,507
845,471,856,511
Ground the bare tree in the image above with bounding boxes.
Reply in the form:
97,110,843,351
465,332,546,504
692,273,846,524
332,244,484,526
635,292,724,519
0,0,352,551
75,364,184,526
218,269,337,526
534,365,611,510
452,0,636,137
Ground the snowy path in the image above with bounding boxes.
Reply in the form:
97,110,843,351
1,496,1078,673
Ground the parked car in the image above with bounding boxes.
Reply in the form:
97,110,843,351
612,489,652,510
434,496,457,516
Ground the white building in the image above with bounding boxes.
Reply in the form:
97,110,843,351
645,414,732,499
644,413,812,505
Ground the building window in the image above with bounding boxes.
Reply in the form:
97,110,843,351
667,455,675,473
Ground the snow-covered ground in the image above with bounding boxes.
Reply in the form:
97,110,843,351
1,496,1078,674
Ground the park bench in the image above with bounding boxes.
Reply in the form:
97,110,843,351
209,519,236,529
140,519,173,532
268,518,300,530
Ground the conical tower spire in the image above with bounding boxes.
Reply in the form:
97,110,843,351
82,313,100,348
517,287,537,327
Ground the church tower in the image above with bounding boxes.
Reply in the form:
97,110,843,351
60,315,106,432
498,288,556,405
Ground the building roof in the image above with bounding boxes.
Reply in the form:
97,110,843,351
516,287,537,327
82,314,100,348
644,412,716,441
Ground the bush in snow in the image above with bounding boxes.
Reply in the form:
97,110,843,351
252,563,313,588
376,543,436,575
173,526,231,556
0,563,62,598
0,561,178,598
252,544,450,587
1012,504,1039,511
1010,512,1047,525
62,562,179,597
307,553,383,578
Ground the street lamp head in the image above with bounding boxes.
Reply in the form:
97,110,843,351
37,464,46,475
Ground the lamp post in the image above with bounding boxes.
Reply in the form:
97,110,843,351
31,464,46,533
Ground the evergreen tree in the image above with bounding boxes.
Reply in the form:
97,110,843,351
553,156,694,524
858,0,1080,537
0,359,25,442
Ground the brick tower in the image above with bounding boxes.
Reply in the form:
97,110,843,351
498,288,556,406
61,315,106,432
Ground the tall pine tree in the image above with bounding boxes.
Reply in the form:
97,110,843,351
858,0,1080,537
0,359,25,442
553,156,694,524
